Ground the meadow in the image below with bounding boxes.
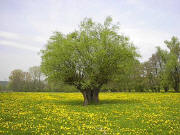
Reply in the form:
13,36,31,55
0,92,180,135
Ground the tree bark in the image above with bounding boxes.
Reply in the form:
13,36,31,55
164,86,169,92
174,67,179,92
92,89,99,104
81,89,100,106
174,82,179,92
82,91,89,106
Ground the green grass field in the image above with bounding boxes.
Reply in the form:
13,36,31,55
0,92,180,135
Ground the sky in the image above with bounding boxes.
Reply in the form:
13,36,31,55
0,0,180,81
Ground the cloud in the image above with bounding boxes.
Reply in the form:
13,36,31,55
0,31,47,43
126,0,140,5
0,31,20,40
0,40,40,52
0,31,47,52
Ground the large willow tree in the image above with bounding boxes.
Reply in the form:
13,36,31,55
41,17,138,105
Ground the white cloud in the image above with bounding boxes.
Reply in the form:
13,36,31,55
0,31,47,44
0,31,20,40
126,0,140,5
0,31,48,52
0,40,40,52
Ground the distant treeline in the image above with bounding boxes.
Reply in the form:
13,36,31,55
0,67,78,92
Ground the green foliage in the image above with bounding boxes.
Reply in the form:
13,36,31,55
5,19,179,93
29,66,44,91
41,17,138,92
164,36,180,58
164,37,180,92
141,36,180,92
8,67,46,92
8,69,25,91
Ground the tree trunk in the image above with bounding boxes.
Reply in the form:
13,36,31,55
164,86,169,92
92,89,99,104
157,87,160,92
174,82,179,92
173,67,179,93
82,91,89,106
128,89,131,92
81,89,100,106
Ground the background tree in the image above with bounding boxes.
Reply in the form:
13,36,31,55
142,37,180,92
145,47,169,92
133,62,148,92
41,17,139,105
114,59,140,92
156,47,170,92
7,67,45,92
23,72,32,91
164,36,180,92
29,66,44,91
44,80,78,92
9,69,25,91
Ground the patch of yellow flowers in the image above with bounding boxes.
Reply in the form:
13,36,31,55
0,92,179,134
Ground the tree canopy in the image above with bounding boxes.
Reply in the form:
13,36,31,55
41,17,139,105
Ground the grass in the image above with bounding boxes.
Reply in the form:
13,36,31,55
0,92,180,135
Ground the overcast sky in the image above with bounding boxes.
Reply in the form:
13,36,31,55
0,0,180,81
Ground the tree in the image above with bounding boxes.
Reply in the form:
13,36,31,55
41,17,138,105
164,36,180,92
8,67,45,92
144,37,180,92
133,62,148,92
155,47,170,92
23,72,32,91
29,66,43,91
143,54,161,92
9,69,25,91
115,59,140,92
